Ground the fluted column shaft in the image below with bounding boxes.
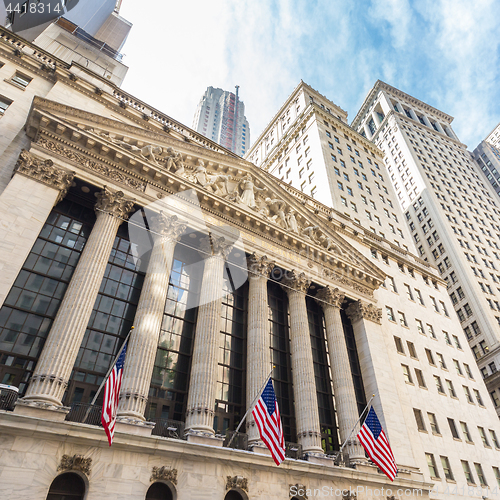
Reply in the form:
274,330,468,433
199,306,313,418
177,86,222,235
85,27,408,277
316,287,365,460
282,272,323,454
185,236,233,434
24,188,134,405
118,214,186,420
246,254,274,445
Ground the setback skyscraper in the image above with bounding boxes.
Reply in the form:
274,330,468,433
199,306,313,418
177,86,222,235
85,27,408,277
352,81,500,418
193,86,250,156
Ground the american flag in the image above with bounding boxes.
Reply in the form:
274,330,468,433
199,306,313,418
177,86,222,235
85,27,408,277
357,406,398,481
101,341,128,446
252,379,286,465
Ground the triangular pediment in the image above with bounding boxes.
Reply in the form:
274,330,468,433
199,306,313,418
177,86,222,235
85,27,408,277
25,97,387,296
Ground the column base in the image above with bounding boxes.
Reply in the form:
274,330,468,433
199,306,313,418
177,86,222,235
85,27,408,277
248,442,271,456
185,430,224,447
305,452,335,467
114,417,155,437
14,399,69,422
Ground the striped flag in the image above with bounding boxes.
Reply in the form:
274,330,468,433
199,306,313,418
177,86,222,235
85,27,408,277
252,379,286,465
101,341,128,446
357,406,398,481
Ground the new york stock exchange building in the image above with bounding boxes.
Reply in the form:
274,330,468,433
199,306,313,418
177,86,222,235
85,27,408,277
1,25,500,500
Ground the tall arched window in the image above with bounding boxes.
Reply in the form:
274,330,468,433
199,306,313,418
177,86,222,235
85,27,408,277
145,482,173,500
46,472,85,500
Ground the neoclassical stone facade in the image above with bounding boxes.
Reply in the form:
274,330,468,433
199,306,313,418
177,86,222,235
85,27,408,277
0,27,499,500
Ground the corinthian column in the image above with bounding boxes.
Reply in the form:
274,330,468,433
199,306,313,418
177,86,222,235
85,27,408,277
315,286,365,460
281,271,323,454
246,253,275,446
22,188,135,406
118,213,187,420
185,235,233,436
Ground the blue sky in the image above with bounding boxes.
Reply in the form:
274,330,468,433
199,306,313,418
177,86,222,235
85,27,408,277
119,0,500,150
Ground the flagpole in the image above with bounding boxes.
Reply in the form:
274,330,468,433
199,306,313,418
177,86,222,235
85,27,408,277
81,326,134,423
336,393,375,458
226,365,275,449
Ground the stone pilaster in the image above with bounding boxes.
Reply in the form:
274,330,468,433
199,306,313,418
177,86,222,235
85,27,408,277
315,286,365,461
246,253,275,446
185,235,233,437
0,151,75,310
22,188,135,406
117,213,187,420
281,271,323,454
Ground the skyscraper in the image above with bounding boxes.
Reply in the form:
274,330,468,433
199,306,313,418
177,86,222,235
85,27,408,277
352,81,500,417
473,122,500,198
193,86,250,156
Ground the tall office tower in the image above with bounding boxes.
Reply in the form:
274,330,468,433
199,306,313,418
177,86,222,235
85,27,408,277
246,80,500,494
352,81,500,417
473,124,500,198
246,81,414,251
193,86,250,156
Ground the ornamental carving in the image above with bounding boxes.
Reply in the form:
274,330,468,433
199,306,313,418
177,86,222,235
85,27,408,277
345,301,382,324
281,270,311,294
150,466,177,484
150,212,187,242
57,454,92,476
315,286,345,309
343,493,357,500
37,137,147,192
226,476,248,493
15,149,74,203
246,253,275,278
199,234,234,260
290,484,307,499
95,187,135,219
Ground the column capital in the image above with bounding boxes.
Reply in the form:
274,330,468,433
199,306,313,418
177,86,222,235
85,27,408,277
315,286,345,309
150,212,187,242
95,187,135,220
281,270,311,294
15,149,75,203
199,234,233,260
345,300,382,325
246,253,275,278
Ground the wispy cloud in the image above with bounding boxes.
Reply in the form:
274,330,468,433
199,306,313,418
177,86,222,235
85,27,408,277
118,0,500,149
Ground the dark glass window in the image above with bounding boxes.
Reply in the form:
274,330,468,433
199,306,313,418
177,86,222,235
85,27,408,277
341,308,367,415
307,297,339,453
0,199,95,395
46,472,85,500
147,256,200,423
214,276,247,435
268,280,296,443
68,223,145,404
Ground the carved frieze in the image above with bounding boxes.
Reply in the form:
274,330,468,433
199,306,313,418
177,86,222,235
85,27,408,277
150,212,187,242
95,187,135,219
315,286,345,309
345,301,382,324
15,149,74,203
226,475,248,493
57,454,92,476
37,137,147,192
321,268,374,298
150,466,177,484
